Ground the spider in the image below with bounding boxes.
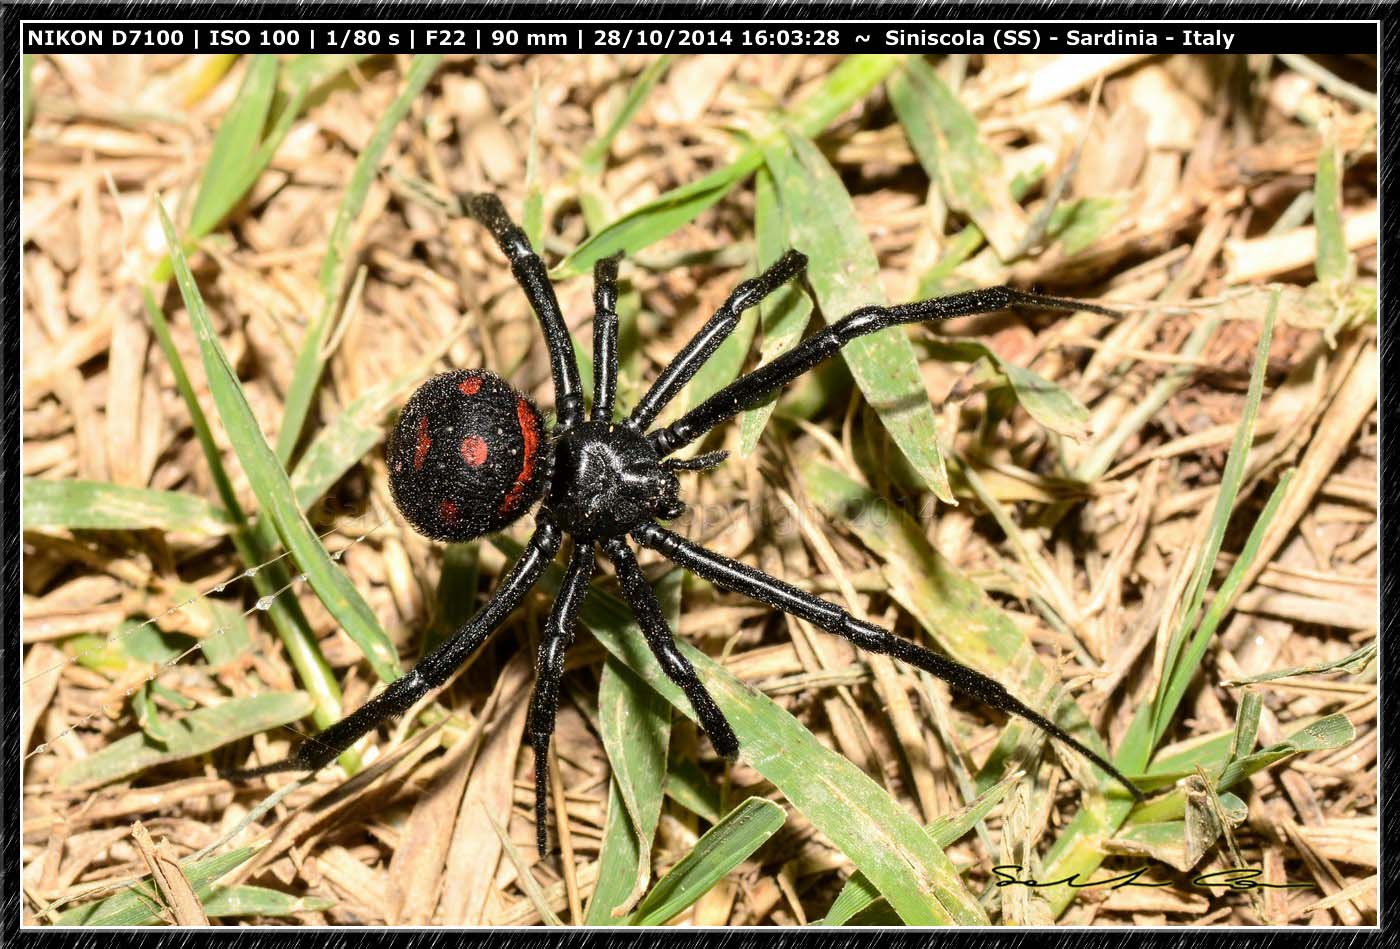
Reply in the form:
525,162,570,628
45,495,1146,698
228,193,1144,856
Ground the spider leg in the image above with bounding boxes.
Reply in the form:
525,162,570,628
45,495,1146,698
224,516,563,780
602,536,739,759
648,287,1118,456
463,193,586,430
632,521,1144,801
662,450,729,472
626,250,807,430
591,253,623,422
528,543,596,856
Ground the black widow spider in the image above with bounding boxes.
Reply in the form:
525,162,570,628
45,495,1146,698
229,194,1144,856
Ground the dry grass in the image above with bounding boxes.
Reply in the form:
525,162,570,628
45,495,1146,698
21,52,1377,926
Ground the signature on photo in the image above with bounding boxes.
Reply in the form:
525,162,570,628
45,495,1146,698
992,864,1315,892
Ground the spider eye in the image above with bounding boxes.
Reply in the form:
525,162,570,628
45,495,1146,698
387,370,548,541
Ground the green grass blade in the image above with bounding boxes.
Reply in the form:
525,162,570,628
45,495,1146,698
241,80,311,194
523,77,544,250
140,290,246,525
286,364,424,512
158,201,401,684
496,540,987,925
1112,789,1249,872
1047,195,1121,257
783,54,906,147
1142,731,1236,779
55,846,260,926
149,56,311,285
139,683,198,723
1128,713,1355,825
588,781,643,924
313,53,440,295
67,621,195,676
889,58,1028,260
1151,468,1294,747
737,166,814,455
126,625,196,666
577,55,674,229
130,683,164,742
141,289,350,759
64,592,249,677
555,55,903,278
1213,714,1354,790
1225,640,1376,685
1148,298,1278,747
22,53,35,135
66,631,131,677
423,541,478,655
277,55,443,465
663,755,724,823
194,58,311,250
580,55,674,178
586,575,677,923
1314,127,1349,283
23,479,232,534
143,55,350,290
627,797,785,925
58,693,314,788
766,130,954,502
924,338,1091,437
1228,689,1263,763
821,769,1021,925
559,156,761,279
198,885,334,919
288,327,459,514
282,54,370,94
183,588,251,668
188,55,278,239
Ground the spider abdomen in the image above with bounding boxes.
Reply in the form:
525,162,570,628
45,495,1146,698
387,370,549,541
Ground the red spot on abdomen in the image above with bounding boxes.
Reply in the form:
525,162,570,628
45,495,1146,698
439,500,459,523
459,376,483,396
499,399,541,514
460,435,488,467
413,416,432,471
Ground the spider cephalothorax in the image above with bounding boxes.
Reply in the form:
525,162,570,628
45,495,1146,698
548,421,685,539
229,193,1144,857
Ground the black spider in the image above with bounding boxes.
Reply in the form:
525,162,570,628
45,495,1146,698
228,194,1144,856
